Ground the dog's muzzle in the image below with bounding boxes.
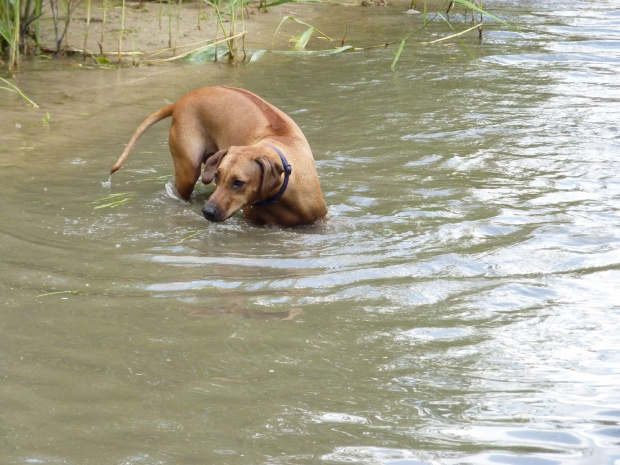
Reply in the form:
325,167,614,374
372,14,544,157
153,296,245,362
202,204,223,222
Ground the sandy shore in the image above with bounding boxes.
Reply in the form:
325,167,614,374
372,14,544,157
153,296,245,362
37,0,417,65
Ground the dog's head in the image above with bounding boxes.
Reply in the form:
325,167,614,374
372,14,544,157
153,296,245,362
201,146,285,222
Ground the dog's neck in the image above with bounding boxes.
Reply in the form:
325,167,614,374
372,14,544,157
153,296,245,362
251,145,292,208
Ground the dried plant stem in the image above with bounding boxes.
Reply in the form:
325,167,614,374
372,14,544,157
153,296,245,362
83,0,92,59
147,36,232,57
118,0,126,63
100,0,107,53
198,0,202,29
174,0,183,55
145,32,245,64
167,0,173,49
424,21,484,44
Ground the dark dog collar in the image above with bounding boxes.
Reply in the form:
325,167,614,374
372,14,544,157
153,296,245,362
252,145,292,208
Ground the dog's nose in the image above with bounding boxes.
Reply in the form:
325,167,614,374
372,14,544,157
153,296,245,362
202,205,219,222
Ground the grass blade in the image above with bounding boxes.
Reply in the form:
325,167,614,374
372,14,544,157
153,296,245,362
391,38,406,69
274,16,333,43
292,27,314,50
36,290,80,298
92,192,133,209
172,230,202,244
0,77,39,107
437,12,478,64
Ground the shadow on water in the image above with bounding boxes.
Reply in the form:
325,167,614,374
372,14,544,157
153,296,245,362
1,1,620,464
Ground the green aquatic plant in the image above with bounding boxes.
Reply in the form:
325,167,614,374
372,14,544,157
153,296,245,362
136,174,172,183
274,16,333,51
438,12,481,61
173,229,202,244
0,75,38,106
92,192,134,209
1,0,43,71
263,0,510,67
391,0,515,68
204,0,247,62
0,0,20,70
36,290,81,298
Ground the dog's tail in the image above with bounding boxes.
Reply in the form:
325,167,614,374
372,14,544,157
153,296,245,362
110,104,174,174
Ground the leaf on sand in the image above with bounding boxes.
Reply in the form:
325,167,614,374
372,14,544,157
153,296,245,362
292,27,315,51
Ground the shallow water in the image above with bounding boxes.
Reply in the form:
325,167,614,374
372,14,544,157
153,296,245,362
1,1,620,464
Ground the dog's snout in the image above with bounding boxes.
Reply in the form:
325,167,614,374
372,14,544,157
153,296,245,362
202,204,221,222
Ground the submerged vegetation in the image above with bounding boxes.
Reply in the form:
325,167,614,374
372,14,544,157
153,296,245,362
92,192,134,209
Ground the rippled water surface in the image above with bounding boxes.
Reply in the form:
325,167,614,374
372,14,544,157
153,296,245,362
1,1,620,464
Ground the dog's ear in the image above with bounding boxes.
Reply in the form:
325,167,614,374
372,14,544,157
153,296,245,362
257,156,285,200
202,149,228,184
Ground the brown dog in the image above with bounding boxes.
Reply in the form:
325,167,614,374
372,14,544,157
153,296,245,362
111,86,327,226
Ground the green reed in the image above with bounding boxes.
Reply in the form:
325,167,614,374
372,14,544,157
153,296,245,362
1,0,42,71
205,0,250,62
36,290,81,298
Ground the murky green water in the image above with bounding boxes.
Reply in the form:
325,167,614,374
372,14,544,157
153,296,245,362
2,1,620,464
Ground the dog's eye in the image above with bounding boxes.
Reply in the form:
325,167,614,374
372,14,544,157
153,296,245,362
231,179,245,190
